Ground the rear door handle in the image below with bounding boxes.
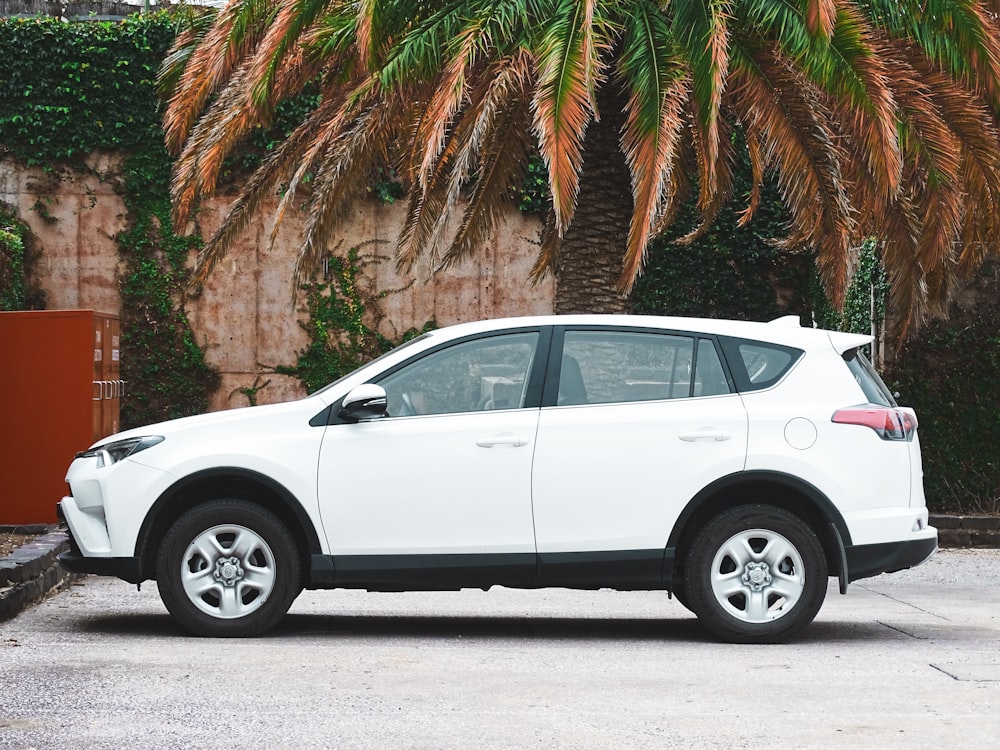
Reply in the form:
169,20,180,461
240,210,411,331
476,433,529,448
679,430,732,442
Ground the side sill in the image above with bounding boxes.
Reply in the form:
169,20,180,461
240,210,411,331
538,549,667,590
57,551,144,584
307,553,536,591
305,549,669,591
845,537,938,583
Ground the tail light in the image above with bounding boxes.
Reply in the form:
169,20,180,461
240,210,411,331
831,405,918,441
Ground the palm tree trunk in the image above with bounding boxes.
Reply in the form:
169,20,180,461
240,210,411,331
554,93,633,314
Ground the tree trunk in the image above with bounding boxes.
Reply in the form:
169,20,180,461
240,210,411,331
554,90,633,314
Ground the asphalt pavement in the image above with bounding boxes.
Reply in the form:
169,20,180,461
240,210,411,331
0,548,997,749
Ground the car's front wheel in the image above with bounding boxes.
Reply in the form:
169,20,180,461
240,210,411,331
156,500,302,637
686,505,827,643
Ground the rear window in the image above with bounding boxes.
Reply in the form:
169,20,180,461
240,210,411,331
719,337,803,392
844,348,897,406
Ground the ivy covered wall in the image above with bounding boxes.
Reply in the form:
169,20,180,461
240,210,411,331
0,14,218,428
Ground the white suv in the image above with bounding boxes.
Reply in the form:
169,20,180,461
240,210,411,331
58,315,937,643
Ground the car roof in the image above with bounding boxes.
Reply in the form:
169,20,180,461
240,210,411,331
423,314,872,353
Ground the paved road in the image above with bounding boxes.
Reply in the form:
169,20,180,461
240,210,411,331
1,549,998,749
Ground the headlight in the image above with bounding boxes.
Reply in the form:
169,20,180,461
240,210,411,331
77,436,164,468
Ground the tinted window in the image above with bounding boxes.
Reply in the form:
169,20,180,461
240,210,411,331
557,330,730,406
376,332,538,416
720,337,803,392
845,349,897,406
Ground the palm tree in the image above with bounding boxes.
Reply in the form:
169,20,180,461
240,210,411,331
162,0,1000,338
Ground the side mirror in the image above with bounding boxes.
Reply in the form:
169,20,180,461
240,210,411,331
340,384,388,422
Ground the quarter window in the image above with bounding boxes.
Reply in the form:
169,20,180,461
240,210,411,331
719,337,803,392
557,330,730,406
376,332,539,417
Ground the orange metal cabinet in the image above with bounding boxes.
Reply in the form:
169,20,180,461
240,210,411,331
0,310,122,524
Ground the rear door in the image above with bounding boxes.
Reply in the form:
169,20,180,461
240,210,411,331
530,327,749,582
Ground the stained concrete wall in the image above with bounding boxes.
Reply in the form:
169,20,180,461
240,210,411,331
1,157,554,411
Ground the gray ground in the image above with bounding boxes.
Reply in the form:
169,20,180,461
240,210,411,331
1,548,997,749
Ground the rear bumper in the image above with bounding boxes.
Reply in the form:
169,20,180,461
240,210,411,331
845,534,938,583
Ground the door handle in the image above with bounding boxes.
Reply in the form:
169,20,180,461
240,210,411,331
679,430,732,442
476,433,529,448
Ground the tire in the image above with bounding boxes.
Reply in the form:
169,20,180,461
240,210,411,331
156,500,302,637
686,505,827,644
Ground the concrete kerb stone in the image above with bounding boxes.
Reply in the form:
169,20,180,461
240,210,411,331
930,514,1000,548
0,525,79,622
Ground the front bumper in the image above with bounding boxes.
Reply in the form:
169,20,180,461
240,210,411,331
57,550,144,584
56,501,145,584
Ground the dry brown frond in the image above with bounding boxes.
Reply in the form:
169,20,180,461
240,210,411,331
416,28,479,189
804,0,836,40
529,208,560,283
163,0,280,153
188,94,343,292
678,115,736,246
531,0,600,236
729,45,853,305
440,83,535,267
291,92,405,288
619,74,690,291
736,127,765,227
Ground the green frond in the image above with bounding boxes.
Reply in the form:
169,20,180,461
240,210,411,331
531,0,602,235
671,0,732,194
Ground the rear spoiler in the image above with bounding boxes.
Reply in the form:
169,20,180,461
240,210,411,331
768,315,873,355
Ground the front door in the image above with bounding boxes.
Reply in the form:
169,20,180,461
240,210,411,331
317,330,544,586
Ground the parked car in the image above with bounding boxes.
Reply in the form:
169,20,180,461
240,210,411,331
58,315,937,643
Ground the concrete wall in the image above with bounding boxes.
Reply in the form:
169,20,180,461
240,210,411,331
1,157,554,411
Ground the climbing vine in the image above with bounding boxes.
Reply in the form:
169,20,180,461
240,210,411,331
274,241,435,394
0,14,218,427
0,203,31,311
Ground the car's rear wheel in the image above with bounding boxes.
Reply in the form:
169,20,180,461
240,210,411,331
156,500,301,637
686,505,827,643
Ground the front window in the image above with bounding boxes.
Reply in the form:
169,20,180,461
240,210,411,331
376,332,539,417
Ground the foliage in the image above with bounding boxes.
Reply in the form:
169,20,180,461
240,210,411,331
162,0,1000,333
516,155,550,215
0,15,174,166
0,14,219,427
889,277,1000,515
117,148,220,428
275,242,435,394
632,150,827,323
0,203,30,310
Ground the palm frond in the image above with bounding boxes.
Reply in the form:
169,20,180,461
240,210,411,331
163,0,280,154
729,42,854,305
617,0,690,290
187,93,343,292
531,0,601,235
671,0,732,196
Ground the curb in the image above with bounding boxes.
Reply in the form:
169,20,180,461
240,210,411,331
929,514,1000,549
0,526,78,623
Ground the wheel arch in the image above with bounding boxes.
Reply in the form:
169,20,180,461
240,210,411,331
666,471,851,583
134,468,322,582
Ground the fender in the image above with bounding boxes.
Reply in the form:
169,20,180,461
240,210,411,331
663,470,852,584
134,467,324,578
